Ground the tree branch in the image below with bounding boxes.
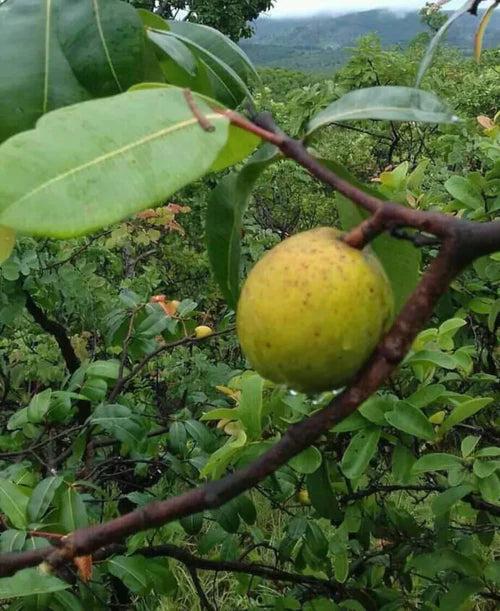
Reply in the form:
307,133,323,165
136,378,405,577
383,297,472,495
24,293,80,374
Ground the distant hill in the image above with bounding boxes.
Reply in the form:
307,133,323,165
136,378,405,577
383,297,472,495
240,9,500,72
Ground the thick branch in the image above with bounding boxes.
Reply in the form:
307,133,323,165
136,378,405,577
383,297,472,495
24,293,80,374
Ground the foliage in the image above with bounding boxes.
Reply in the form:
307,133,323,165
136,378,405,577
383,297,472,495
0,2,499,610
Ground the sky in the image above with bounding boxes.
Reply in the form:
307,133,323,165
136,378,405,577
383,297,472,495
269,0,466,17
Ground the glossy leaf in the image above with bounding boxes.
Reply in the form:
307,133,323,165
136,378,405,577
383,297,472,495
478,472,500,503
416,2,473,86
412,453,462,474
445,175,485,209
306,462,342,520
407,384,446,409
27,476,63,522
238,374,264,440
57,0,146,97
441,397,494,433
406,350,457,370
180,512,204,535
289,446,322,475
90,405,144,447
27,389,52,425
431,484,473,516
307,86,458,135
385,403,435,440
0,480,29,529
0,88,230,237
341,428,380,479
206,143,278,307
108,555,152,595
211,500,240,533
461,435,480,458
58,486,89,532
0,568,69,598
0,530,27,553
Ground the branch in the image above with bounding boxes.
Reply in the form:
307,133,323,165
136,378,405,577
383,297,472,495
24,293,79,373
2,109,500,577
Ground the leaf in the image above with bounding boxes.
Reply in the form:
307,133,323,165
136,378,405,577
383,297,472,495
461,435,480,458
385,403,435,440
169,421,187,455
57,0,146,97
0,226,15,264
331,411,369,433
58,486,89,532
341,428,380,479
476,447,500,458
317,157,420,313
211,500,240,533
359,395,396,426
0,568,69,598
206,143,278,307
407,384,446,409
441,397,494,433
0,530,27,552
0,0,90,143
27,389,52,424
90,405,144,447
185,419,215,452
307,86,458,135
306,462,342,520
238,374,264,440
392,443,416,484
412,453,462,474
431,484,473,516
473,460,499,479
180,512,204,535
445,176,485,209
289,446,322,475
27,476,63,522
0,480,29,529
334,550,349,583
474,1,499,62
0,88,230,237
235,494,257,525
438,577,483,611
416,1,474,87
478,472,500,503
108,555,152,595
406,350,457,370
305,522,328,557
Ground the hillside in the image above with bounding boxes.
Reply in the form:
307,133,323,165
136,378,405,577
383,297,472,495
240,9,500,71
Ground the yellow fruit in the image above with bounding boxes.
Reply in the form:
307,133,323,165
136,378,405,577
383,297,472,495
429,410,446,425
298,490,312,506
237,227,394,393
195,325,213,339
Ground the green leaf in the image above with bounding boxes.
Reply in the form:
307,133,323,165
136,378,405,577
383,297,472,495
0,568,69,598
57,0,146,97
359,395,395,426
305,521,328,558
27,476,63,523
461,435,480,458
27,389,52,424
289,446,322,475
476,447,500,458
200,407,241,422
385,403,435,440
473,460,499,479
238,374,264,440
0,88,230,237
445,176,485,210
206,143,278,307
438,578,483,611
0,0,90,143
341,427,380,479
211,500,240,533
0,530,27,552
334,550,349,583
318,157,420,313
412,454,462,474
306,462,342,520
108,555,152,595
441,397,494,433
58,486,88,532
331,410,368,432
90,404,144,447
235,494,257,525
180,512,204,535
478,472,500,504
0,480,29,529
407,384,446,409
0,226,15,265
406,350,457,370
169,421,187,455
431,484,473,516
392,443,416,484
185,420,215,452
307,86,458,135
416,3,474,87
86,360,125,380
199,428,247,480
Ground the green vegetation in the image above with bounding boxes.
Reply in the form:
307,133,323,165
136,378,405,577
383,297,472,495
0,2,499,610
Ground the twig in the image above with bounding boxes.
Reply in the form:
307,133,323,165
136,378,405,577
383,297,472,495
185,90,215,132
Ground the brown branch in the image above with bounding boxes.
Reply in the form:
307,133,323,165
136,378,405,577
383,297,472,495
24,293,80,374
184,89,215,132
2,110,500,578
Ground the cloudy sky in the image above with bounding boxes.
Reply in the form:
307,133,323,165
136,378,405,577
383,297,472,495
269,0,465,17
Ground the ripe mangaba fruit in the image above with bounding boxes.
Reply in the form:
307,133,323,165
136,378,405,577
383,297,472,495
237,227,394,393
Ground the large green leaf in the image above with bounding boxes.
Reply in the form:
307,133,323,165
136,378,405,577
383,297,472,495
318,158,420,313
0,88,230,237
385,403,435,440
238,374,264,440
108,555,152,595
58,486,89,532
91,404,145,447
341,427,380,479
0,569,69,598
307,87,459,135
431,484,473,516
57,0,146,97
0,480,29,529
412,453,462,474
0,0,90,143
441,397,494,433
206,143,279,307
27,476,63,523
